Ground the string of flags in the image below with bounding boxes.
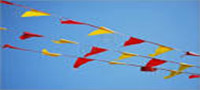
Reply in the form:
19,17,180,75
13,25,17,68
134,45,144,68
1,27,200,79
1,27,200,69
1,0,200,79
2,44,200,79
1,0,200,57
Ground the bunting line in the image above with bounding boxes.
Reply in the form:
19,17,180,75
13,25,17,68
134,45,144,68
1,0,200,57
1,28,200,70
2,44,200,79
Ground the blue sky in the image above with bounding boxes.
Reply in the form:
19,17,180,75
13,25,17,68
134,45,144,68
1,0,200,89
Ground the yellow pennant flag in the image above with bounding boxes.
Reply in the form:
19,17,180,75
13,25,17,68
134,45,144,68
115,52,137,60
0,27,7,30
164,70,181,79
21,9,50,17
42,49,61,57
178,63,193,72
52,39,78,44
149,46,173,57
164,63,193,79
109,61,126,65
88,26,115,36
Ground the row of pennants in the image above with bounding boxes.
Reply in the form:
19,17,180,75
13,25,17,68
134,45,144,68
1,27,200,79
1,0,200,57
1,0,200,79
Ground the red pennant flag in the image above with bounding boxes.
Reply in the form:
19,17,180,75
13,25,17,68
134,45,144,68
84,47,107,57
145,58,167,67
189,75,200,79
2,44,28,51
19,32,43,40
123,37,145,47
0,0,14,5
73,58,94,68
60,19,85,24
185,52,200,57
141,67,157,72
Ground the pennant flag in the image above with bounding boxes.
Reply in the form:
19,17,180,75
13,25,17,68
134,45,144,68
52,39,78,44
141,67,157,72
149,46,173,57
2,44,28,51
0,0,14,5
109,61,126,65
123,37,145,47
84,47,107,57
164,70,181,79
185,51,200,57
19,32,43,40
42,49,61,57
145,58,167,67
164,63,193,79
189,75,200,79
0,27,7,30
115,52,137,60
60,19,85,24
178,63,193,72
88,26,115,36
21,9,50,17
73,58,94,68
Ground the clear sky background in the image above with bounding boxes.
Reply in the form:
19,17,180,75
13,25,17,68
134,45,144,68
1,0,200,89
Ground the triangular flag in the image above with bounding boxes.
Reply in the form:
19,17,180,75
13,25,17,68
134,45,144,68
123,37,145,47
0,27,7,30
115,52,137,60
21,9,50,17
140,67,157,72
88,26,115,36
19,32,43,40
60,19,85,24
73,58,94,68
164,63,193,79
84,47,107,57
52,39,78,44
42,49,61,57
2,44,28,51
145,58,167,67
185,51,200,57
109,61,126,65
164,70,181,79
149,46,173,57
189,75,200,79
0,0,14,5
178,63,193,72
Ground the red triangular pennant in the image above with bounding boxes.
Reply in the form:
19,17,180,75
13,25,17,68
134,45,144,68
0,0,14,5
189,75,200,79
84,47,107,57
2,44,28,51
185,51,200,57
123,37,145,47
73,58,94,68
145,58,167,67
19,32,43,40
60,19,85,24
140,66,157,72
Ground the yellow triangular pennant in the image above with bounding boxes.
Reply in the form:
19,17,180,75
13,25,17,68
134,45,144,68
0,27,7,30
52,39,78,44
109,61,126,65
88,26,115,36
178,63,193,72
42,49,61,57
21,9,50,17
149,46,173,57
114,52,137,60
164,70,181,79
